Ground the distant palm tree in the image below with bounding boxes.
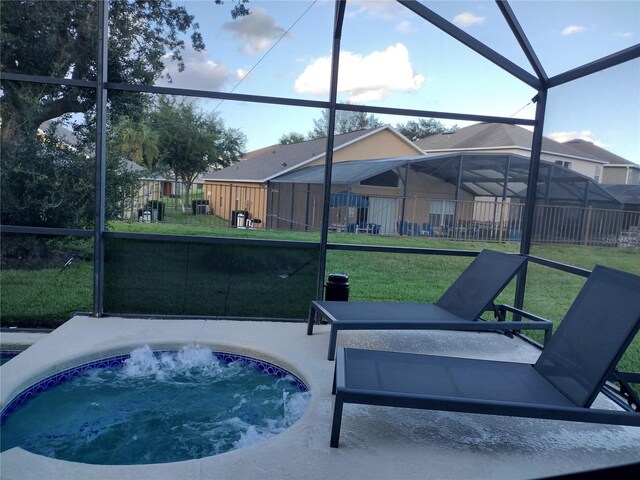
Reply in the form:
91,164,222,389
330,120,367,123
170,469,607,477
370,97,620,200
112,117,160,169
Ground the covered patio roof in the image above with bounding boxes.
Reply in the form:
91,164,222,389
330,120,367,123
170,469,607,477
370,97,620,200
273,157,413,185
273,153,622,208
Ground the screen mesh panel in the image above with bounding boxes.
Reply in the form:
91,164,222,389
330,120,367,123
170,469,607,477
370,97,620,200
104,238,318,319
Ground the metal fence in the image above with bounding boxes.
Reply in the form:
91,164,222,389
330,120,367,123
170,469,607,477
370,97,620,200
124,180,639,248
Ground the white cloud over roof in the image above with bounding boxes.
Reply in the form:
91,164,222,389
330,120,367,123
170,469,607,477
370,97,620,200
294,43,424,102
222,7,289,55
452,12,485,28
548,130,607,148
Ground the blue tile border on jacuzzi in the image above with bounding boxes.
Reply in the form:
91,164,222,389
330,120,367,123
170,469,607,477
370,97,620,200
1,349,308,425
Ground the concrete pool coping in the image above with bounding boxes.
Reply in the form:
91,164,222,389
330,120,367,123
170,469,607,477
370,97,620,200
1,315,639,480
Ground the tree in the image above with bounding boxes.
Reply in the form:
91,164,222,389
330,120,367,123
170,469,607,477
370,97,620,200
0,124,140,228
111,116,160,170
279,132,307,145
307,108,383,140
151,97,246,207
395,118,454,141
0,0,250,142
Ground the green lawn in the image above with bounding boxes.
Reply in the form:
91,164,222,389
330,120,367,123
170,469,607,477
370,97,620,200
2,222,638,378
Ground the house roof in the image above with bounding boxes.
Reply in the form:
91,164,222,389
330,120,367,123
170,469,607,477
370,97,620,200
203,126,415,183
120,160,171,181
560,139,638,166
416,123,609,164
39,120,78,148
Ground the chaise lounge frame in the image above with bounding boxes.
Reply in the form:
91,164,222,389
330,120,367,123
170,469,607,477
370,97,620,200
330,265,640,447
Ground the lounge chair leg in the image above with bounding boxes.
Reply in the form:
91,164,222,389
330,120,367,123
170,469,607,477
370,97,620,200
330,393,344,448
307,303,317,335
327,326,338,361
332,362,337,395
544,327,551,346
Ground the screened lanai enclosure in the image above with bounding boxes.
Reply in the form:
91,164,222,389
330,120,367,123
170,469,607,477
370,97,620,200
1,0,639,330
269,153,635,245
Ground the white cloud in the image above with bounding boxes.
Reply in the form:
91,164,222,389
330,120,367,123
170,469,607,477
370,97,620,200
346,0,404,20
159,47,229,91
294,43,425,103
614,31,635,38
222,7,288,55
561,25,586,36
452,12,485,28
236,68,249,80
396,20,414,34
548,130,607,148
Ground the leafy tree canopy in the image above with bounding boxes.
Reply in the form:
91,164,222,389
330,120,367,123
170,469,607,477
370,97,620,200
279,132,307,145
0,124,140,229
0,0,250,141
150,97,246,205
307,108,383,140
394,118,455,141
280,111,455,145
110,117,160,170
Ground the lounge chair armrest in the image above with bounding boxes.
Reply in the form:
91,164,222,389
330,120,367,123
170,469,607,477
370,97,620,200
495,304,551,323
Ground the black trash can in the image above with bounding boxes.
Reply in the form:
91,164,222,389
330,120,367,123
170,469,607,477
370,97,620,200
325,273,349,301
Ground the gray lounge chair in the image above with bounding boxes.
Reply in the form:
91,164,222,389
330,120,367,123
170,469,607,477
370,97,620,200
308,249,552,360
330,265,640,447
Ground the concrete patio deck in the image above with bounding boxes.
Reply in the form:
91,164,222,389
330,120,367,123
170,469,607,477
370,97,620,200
1,315,639,480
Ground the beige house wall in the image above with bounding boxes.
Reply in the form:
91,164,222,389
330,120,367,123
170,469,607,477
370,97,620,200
602,167,629,184
307,130,422,167
539,152,604,180
203,181,268,226
602,166,640,185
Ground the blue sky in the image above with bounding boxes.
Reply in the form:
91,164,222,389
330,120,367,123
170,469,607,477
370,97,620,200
160,1,639,164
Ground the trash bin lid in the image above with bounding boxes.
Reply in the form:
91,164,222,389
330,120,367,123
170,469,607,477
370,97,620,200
327,273,349,284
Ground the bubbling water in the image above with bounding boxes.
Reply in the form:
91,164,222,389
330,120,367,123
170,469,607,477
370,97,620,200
1,345,309,465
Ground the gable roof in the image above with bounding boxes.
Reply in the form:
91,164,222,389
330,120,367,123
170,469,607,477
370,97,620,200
560,139,637,166
416,123,608,164
203,126,419,183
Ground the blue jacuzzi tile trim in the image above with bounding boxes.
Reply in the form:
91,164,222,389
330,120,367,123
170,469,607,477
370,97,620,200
1,349,307,425
1,350,22,363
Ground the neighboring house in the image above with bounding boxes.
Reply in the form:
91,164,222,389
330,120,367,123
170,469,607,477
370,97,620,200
416,123,609,181
39,120,80,151
417,122,640,215
560,139,640,185
201,122,634,243
203,126,424,228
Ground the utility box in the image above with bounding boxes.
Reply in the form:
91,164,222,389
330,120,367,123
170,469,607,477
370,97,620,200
231,210,249,227
325,273,349,301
